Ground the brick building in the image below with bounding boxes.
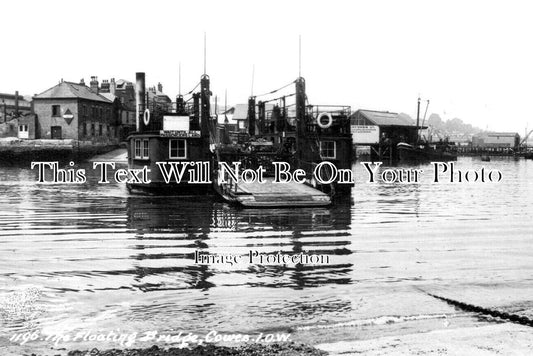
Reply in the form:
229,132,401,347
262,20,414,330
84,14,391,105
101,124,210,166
98,77,136,139
33,79,117,142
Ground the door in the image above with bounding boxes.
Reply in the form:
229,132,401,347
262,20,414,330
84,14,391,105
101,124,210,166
51,126,62,139
18,124,29,139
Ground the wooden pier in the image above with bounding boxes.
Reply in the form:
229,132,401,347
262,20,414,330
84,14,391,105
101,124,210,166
215,177,331,207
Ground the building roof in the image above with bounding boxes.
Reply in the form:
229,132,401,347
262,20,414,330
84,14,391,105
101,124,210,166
34,81,112,103
100,92,118,102
353,109,417,127
232,104,249,121
115,79,130,88
0,93,32,108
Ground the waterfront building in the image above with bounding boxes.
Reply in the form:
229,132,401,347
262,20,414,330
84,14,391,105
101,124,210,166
350,109,422,161
471,132,520,152
33,79,117,142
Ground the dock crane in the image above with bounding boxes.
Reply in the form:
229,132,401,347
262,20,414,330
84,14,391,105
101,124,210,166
520,129,533,146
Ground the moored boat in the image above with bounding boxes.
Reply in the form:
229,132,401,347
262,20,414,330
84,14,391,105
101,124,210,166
126,72,215,194
397,142,458,162
213,76,353,206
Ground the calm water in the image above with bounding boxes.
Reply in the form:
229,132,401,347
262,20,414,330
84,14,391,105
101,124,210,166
1,157,533,354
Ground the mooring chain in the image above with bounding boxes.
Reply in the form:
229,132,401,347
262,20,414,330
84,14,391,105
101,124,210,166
423,291,533,328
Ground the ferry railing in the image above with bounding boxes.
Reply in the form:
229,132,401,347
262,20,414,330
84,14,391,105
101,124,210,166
307,105,351,117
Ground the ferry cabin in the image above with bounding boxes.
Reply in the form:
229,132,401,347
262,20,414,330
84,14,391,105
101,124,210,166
127,72,213,193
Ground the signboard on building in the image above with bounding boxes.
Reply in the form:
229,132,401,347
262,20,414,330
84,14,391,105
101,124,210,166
160,130,201,138
351,125,379,144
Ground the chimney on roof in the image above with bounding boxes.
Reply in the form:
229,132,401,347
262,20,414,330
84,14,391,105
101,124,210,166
80,78,85,85
110,78,116,95
14,91,19,117
157,82,163,93
100,79,110,93
90,76,99,93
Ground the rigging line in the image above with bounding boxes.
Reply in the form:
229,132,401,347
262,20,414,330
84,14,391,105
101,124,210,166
186,82,201,95
261,93,296,104
254,80,297,98
421,100,430,128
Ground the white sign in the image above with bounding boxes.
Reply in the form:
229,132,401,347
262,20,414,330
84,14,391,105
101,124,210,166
163,115,190,131
351,125,379,144
160,130,201,138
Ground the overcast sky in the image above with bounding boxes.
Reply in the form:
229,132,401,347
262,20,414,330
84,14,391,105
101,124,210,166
1,0,532,133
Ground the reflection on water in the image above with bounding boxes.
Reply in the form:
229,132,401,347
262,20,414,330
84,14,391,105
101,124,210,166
1,157,533,352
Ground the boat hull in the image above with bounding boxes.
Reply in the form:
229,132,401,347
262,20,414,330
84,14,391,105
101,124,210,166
397,143,457,163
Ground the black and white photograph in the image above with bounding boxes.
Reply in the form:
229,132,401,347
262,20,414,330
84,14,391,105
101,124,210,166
1,1,533,355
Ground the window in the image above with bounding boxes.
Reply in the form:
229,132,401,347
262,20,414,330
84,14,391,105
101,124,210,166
99,124,102,136
19,124,28,132
134,139,149,159
142,139,149,158
82,105,87,117
169,139,187,159
107,125,110,135
320,141,336,159
134,139,142,158
83,123,87,136
52,105,61,116
91,123,95,136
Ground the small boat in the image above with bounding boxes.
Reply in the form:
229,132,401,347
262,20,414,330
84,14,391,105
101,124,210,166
481,155,491,162
397,142,457,162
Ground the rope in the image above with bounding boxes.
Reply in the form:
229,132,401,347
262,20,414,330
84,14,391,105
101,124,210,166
255,80,296,98
186,82,200,95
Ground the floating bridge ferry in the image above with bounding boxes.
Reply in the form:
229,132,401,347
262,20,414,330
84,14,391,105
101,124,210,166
126,72,214,194
126,71,353,207
214,76,353,206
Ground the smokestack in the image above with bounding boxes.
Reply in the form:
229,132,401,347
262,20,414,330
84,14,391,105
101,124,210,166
135,72,146,133
157,82,163,93
14,91,19,117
